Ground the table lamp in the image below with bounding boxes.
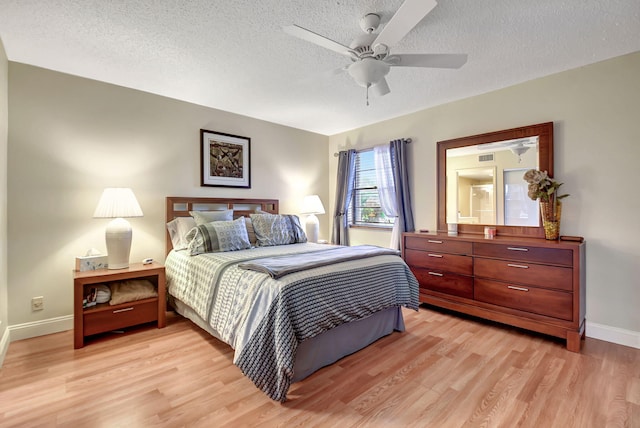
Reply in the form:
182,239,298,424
93,188,143,269
300,195,325,243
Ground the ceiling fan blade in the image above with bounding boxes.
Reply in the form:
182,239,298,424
371,78,390,97
390,53,468,69
373,0,437,48
283,25,354,57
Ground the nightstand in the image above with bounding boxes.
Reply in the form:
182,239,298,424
73,262,166,348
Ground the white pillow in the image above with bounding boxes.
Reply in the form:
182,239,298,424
190,210,233,225
166,217,197,250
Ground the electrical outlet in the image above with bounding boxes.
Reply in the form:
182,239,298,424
31,296,44,311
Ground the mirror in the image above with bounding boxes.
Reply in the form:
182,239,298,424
437,122,553,238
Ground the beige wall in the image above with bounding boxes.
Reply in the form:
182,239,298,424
7,63,329,329
0,38,8,358
5,52,639,346
329,52,640,338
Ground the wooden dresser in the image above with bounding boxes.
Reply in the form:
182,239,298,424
402,232,586,352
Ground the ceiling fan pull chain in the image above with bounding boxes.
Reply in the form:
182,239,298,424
366,84,370,106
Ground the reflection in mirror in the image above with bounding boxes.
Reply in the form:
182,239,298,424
454,167,496,224
437,122,554,238
446,137,538,226
504,168,539,226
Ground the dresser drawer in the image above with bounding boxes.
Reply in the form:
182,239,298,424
411,267,473,299
83,299,158,336
405,249,473,275
474,258,572,291
474,242,573,266
405,236,472,255
474,278,572,320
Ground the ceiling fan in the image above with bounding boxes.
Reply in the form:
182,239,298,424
283,0,467,105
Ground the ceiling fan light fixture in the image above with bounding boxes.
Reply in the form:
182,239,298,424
510,145,530,163
348,58,390,87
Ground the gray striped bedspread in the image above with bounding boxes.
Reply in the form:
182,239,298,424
165,243,419,402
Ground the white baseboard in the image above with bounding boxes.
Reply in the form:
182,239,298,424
586,321,640,349
0,324,9,367
8,315,73,342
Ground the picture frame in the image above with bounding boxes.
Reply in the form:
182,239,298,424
200,129,251,188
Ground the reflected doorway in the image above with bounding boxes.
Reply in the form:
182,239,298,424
456,167,496,225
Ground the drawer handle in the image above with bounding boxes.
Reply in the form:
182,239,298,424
427,240,443,244
507,247,529,252
428,253,443,258
428,272,443,277
507,263,529,269
507,285,529,292
113,307,134,314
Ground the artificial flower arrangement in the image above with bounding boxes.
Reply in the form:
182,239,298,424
523,169,569,202
523,169,569,239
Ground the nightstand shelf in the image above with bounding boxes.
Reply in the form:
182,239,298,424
73,262,166,348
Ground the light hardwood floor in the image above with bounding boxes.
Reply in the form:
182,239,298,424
1,306,638,427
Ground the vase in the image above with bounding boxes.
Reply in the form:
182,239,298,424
540,200,562,240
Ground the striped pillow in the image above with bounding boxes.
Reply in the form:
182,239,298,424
187,217,250,255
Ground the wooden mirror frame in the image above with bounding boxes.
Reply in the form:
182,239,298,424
437,122,554,239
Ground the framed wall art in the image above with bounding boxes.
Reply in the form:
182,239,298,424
200,129,251,188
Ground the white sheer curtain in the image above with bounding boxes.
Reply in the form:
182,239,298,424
374,145,400,249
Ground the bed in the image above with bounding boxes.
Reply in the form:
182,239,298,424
164,196,419,402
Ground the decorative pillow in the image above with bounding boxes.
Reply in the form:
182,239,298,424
244,217,257,245
187,217,251,255
212,217,251,252
186,223,220,255
190,209,233,226
166,217,197,250
109,280,158,305
250,213,307,247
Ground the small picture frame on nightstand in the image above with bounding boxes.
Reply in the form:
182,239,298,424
75,255,108,271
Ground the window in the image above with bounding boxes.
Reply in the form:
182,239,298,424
349,149,395,227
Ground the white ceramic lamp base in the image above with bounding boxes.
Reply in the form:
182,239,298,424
305,214,320,243
105,217,133,269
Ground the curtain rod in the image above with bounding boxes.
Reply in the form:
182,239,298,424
333,138,412,157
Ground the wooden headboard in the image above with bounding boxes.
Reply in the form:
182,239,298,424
165,196,279,255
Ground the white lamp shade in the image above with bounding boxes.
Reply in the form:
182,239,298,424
93,188,143,218
93,188,143,269
300,195,325,215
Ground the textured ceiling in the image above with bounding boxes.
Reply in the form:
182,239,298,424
1,0,639,135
